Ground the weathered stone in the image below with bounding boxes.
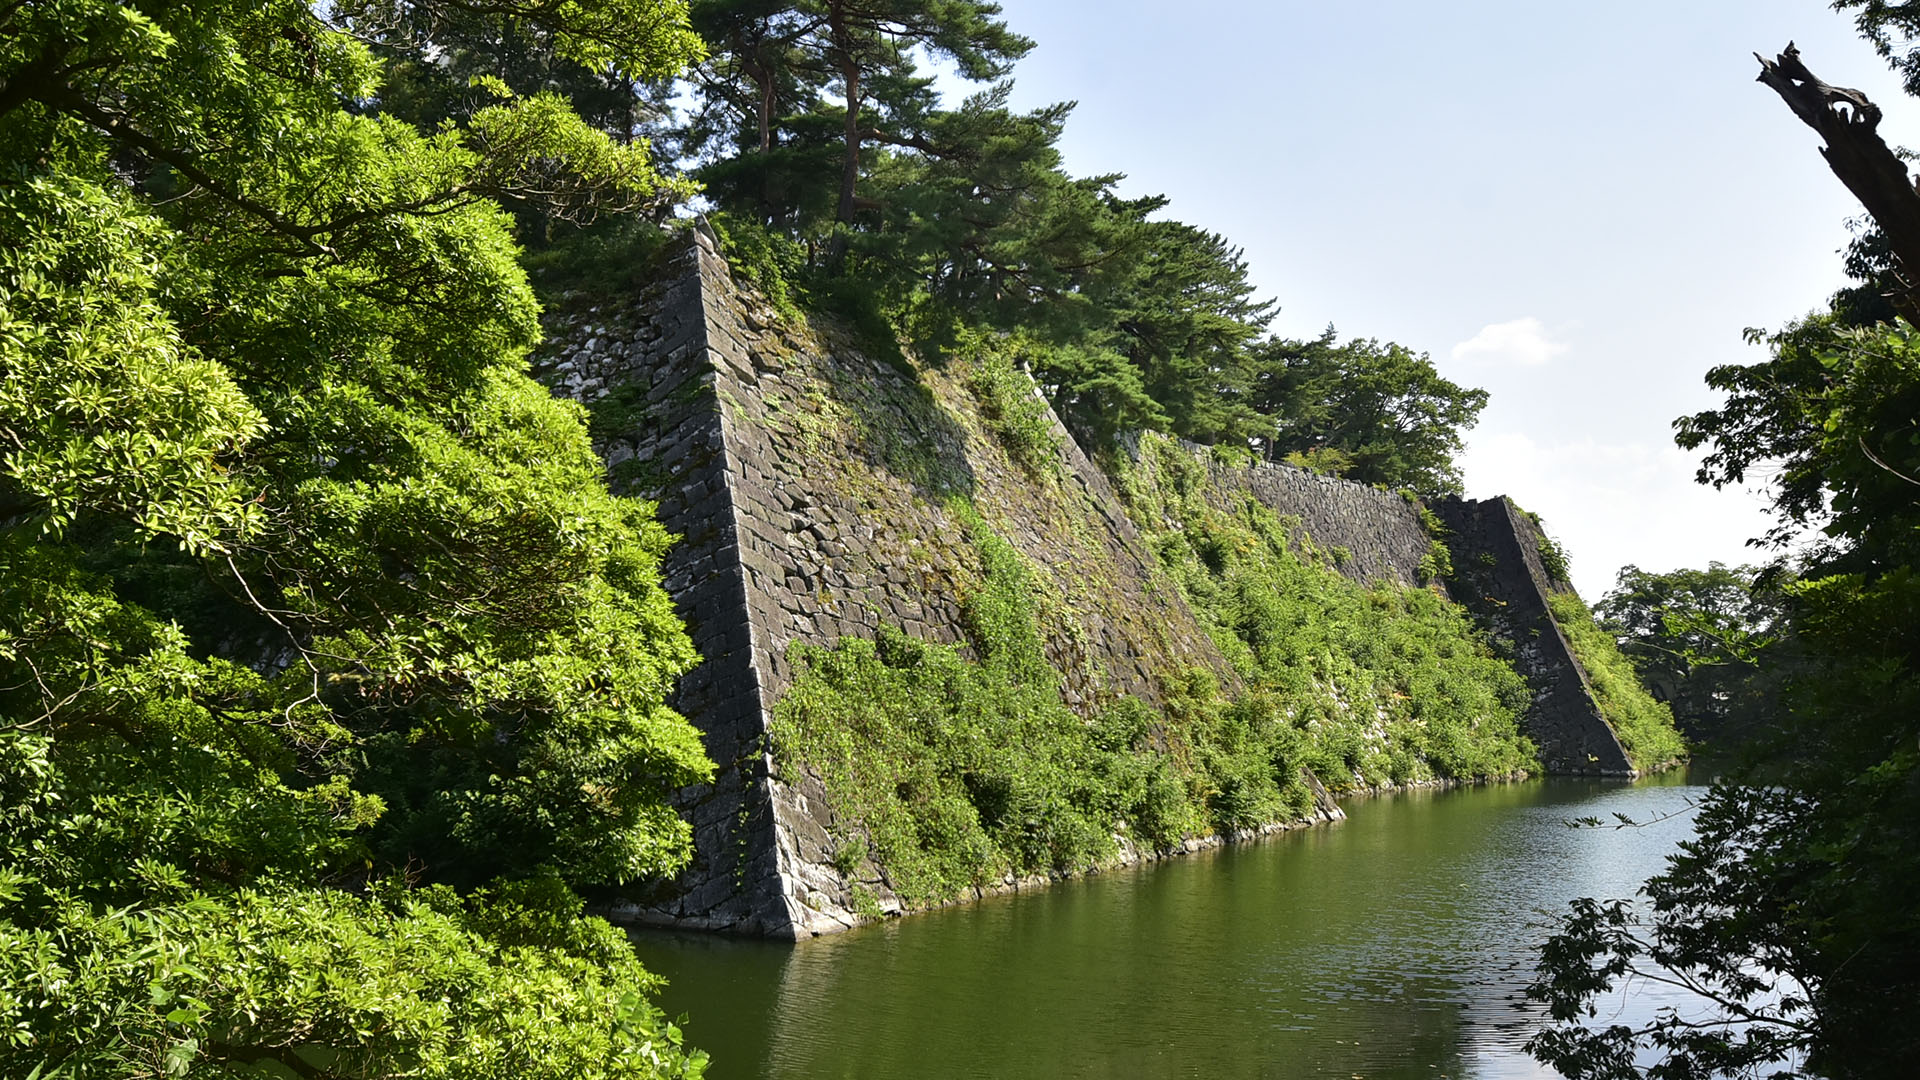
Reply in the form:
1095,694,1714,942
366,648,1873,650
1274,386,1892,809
1435,496,1636,776
533,223,1627,940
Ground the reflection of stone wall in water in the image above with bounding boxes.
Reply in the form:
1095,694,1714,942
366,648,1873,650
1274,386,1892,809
533,225,1635,938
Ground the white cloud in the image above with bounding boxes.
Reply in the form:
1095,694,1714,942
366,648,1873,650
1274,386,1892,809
1457,429,1775,602
1449,317,1569,368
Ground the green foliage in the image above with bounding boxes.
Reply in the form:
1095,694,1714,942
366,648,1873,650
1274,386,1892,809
769,506,1332,908
1545,593,1688,772
1594,562,1790,745
961,337,1062,477
1282,446,1357,478
0,860,709,1079
1416,540,1454,585
1509,503,1572,583
524,217,677,308
774,512,1183,906
0,177,265,551
1120,435,1536,789
2,0,711,1073
706,212,807,321
1535,534,1571,584
772,627,1121,906
1538,310,1920,1077
1834,0,1920,97
1251,331,1488,495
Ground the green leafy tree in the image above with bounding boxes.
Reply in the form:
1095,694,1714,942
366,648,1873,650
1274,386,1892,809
1593,563,1790,746
809,0,1029,225
1250,331,1488,495
1530,315,1920,1079
682,0,1029,228
682,0,840,227
1088,221,1276,445
1834,0,1920,95
1,0,713,1074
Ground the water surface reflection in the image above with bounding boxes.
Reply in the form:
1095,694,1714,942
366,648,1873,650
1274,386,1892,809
633,774,1701,1079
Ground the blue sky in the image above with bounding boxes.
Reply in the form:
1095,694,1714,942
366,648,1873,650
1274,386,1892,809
955,0,1920,598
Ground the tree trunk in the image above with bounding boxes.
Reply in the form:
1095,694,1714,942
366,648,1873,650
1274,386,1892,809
837,56,861,224
828,2,860,225
758,67,774,154
1758,43,1920,321
739,41,773,154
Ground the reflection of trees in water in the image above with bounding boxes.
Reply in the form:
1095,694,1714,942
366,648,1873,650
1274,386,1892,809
625,930,793,1078
650,779,1703,1079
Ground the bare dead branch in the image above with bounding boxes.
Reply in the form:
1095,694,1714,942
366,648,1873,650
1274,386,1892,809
1757,43,1920,320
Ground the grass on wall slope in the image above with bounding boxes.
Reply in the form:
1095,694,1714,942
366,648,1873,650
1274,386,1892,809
1546,592,1689,772
1115,433,1539,791
771,422,1543,911
770,502,1319,909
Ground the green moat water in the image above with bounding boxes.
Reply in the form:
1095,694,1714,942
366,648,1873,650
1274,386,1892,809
632,773,1703,1079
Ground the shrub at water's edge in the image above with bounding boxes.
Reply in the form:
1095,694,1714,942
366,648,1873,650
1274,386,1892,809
1545,593,1688,772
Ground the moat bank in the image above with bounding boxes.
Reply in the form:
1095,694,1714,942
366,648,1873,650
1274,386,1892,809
630,772,1703,1079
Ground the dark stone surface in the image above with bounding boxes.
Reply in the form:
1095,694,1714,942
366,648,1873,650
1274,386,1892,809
533,227,1635,938
1434,496,1635,777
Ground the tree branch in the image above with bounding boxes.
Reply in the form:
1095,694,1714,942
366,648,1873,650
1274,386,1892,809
1757,43,1920,321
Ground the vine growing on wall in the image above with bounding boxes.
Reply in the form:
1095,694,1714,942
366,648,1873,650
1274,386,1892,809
1116,435,1539,789
768,502,1317,909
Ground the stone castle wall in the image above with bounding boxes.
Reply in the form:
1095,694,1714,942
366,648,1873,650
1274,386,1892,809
1434,497,1635,777
537,227,1278,938
1197,454,1437,588
534,224,1639,937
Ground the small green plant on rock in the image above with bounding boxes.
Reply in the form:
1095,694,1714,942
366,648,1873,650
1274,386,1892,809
1418,539,1454,584
829,835,867,877
849,884,885,922
1537,532,1572,584
962,338,1061,477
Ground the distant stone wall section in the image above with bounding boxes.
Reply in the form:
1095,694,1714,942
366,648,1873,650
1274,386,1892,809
1195,453,1436,587
1434,497,1635,777
1168,453,1637,778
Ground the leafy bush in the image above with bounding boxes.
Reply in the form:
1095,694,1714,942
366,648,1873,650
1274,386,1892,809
524,216,674,308
1537,532,1572,584
0,2,712,1072
1417,539,1455,584
706,212,807,321
962,339,1062,477
1282,446,1355,478
0,864,708,1080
